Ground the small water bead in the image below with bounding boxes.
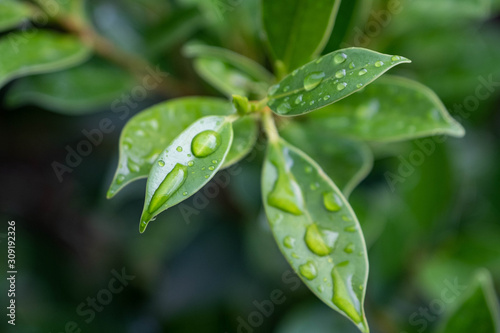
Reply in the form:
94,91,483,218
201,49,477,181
187,154,192,157
204,175,209,179
318,285,324,293
283,86,290,92
345,226,357,232
212,160,218,164
188,161,194,167
323,191,343,212
335,69,346,79
333,53,347,64
356,83,364,89
303,72,325,91
158,160,165,167
284,96,290,102
277,102,291,115
310,183,319,191
183,191,188,196
268,84,280,95
299,261,318,280
208,166,215,171
315,57,323,64
309,100,315,106
323,95,331,101
128,159,140,173
116,174,125,184
202,167,206,171
176,146,183,152
283,236,296,249
349,62,355,69
305,223,339,256
375,61,384,67
292,69,299,76
337,83,347,91
294,95,303,105
305,166,313,173
342,215,351,222
391,55,401,61
149,164,188,214
191,130,221,157
359,285,364,291
292,253,300,259
344,243,354,254
358,68,368,76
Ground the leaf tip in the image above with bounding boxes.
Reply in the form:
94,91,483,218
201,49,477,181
139,212,152,234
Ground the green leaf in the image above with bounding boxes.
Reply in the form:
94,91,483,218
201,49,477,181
140,115,234,233
0,0,32,32
262,138,369,333
280,121,372,197
262,0,341,75
438,269,500,333
267,48,410,117
107,97,257,198
183,43,274,98
0,30,91,89
307,75,465,141
6,58,136,114
33,0,85,18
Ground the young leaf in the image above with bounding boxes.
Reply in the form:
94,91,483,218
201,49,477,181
262,0,341,75
140,115,234,233
280,122,373,197
6,58,136,114
183,43,274,98
307,75,465,141
267,48,410,116
108,98,257,198
438,269,500,333
262,138,369,333
0,0,32,32
0,30,91,89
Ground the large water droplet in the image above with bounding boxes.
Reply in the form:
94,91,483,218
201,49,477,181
323,192,343,212
299,261,318,280
283,236,295,249
331,265,364,326
191,130,221,157
334,53,347,64
358,69,368,76
375,61,384,67
305,224,338,256
391,55,401,61
116,174,125,184
337,83,347,91
277,102,291,115
335,69,346,79
188,161,194,167
148,163,188,214
303,72,325,91
267,165,304,215
294,95,303,105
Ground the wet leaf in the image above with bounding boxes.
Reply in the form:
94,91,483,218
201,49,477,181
0,30,91,89
438,269,500,333
280,121,372,196
107,97,257,198
262,0,341,75
0,0,31,32
140,115,234,233
262,138,369,332
183,43,273,98
267,48,410,116
307,75,465,141
6,58,135,114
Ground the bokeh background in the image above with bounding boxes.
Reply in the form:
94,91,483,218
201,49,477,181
1,0,500,332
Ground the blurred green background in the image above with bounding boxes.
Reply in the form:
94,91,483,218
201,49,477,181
1,0,500,332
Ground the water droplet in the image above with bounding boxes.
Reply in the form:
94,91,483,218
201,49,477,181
268,84,280,95
148,163,188,213
359,285,364,291
277,102,291,115
344,243,354,253
204,175,209,179
292,253,300,259
331,266,363,325
349,62,355,69
183,191,188,196
191,130,221,157
358,68,368,76
283,85,290,92
375,61,384,67
315,57,323,64
201,167,206,171
283,236,295,249
342,215,351,222
299,261,318,280
127,159,140,173
305,166,312,173
212,160,218,164
337,82,347,91
309,100,315,106
305,224,338,256
294,95,303,105
292,69,299,76
335,69,346,79
267,166,304,216
158,160,165,167
310,183,318,191
323,192,343,212
356,83,363,89
303,72,325,91
334,53,347,64
345,226,357,232
208,166,215,171
116,174,125,184
391,55,401,61
176,146,183,152
323,95,331,101
318,285,324,293
188,161,194,167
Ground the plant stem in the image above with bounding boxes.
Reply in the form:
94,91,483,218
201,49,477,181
262,107,280,143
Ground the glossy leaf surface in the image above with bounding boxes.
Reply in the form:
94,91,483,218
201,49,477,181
108,98,257,198
280,122,372,196
262,138,369,332
7,59,135,114
262,0,341,75
0,0,31,32
267,48,410,116
307,76,465,141
183,43,273,98
140,115,234,233
0,30,90,89
438,269,500,333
